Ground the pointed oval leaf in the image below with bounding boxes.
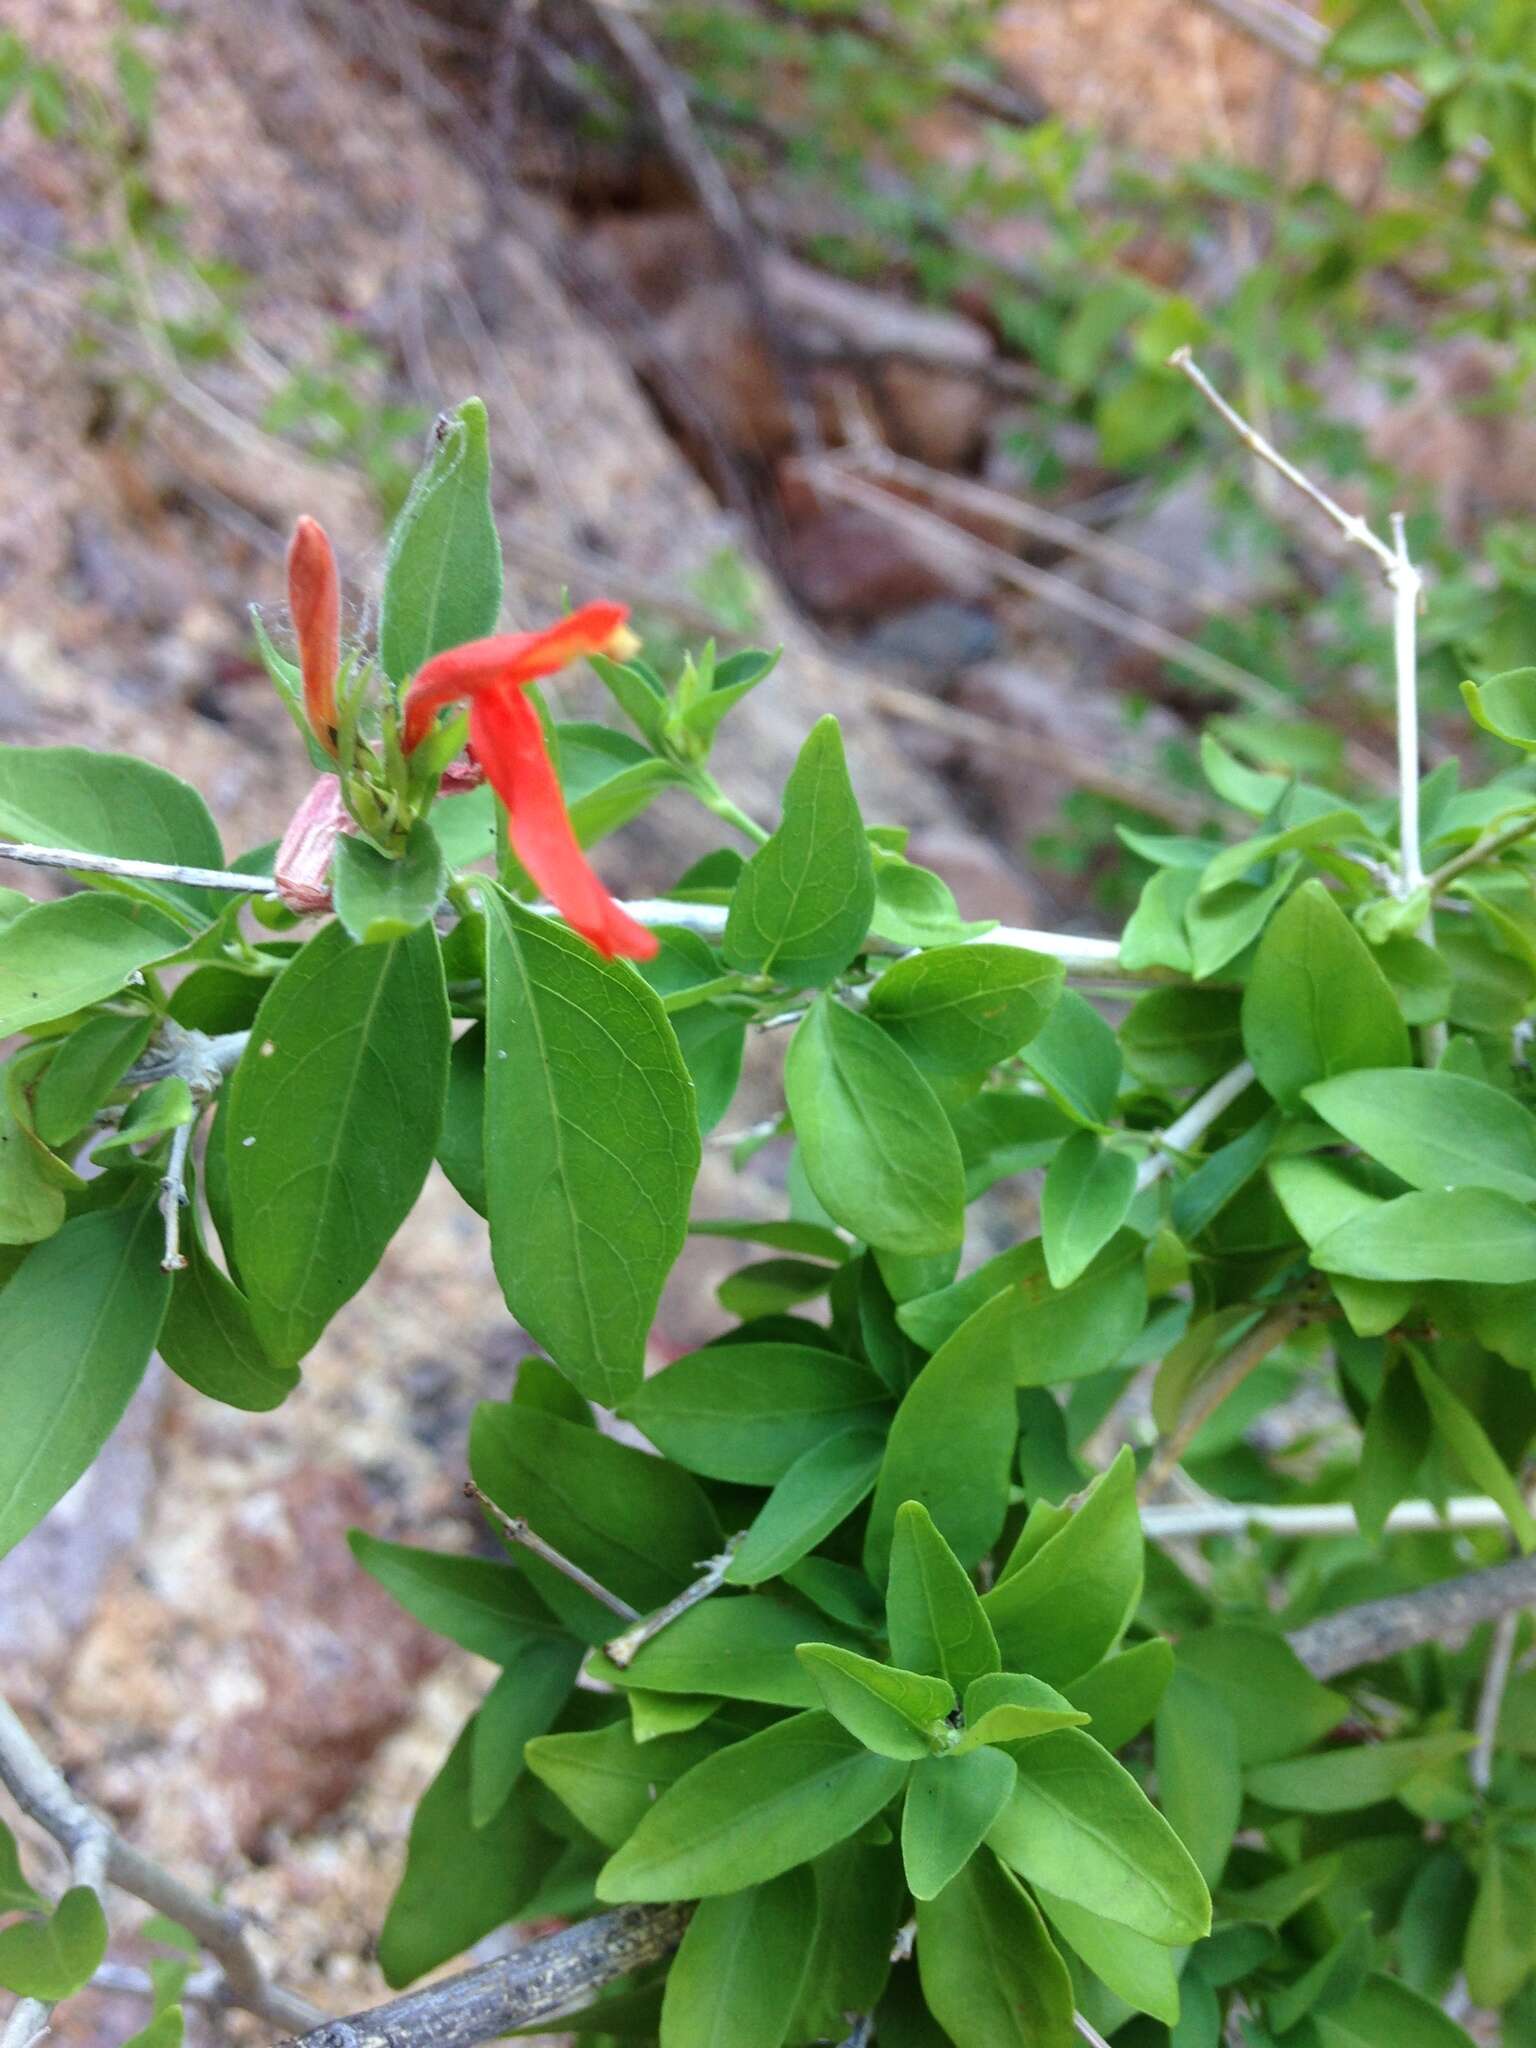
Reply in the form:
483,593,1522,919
0,1201,170,1562
902,1749,1018,1901
226,920,449,1368
591,1593,863,1709
981,1448,1142,1685
866,944,1063,1075
660,1868,815,2048
1241,881,1409,1109
1312,1187,1536,1286
623,1343,890,1485
786,997,965,1257
886,1500,1000,1695
378,397,504,684
727,1427,887,1586
723,717,874,987
482,886,698,1405
915,1851,1075,2048
597,1710,909,1902
1040,1132,1138,1289
797,1643,955,1760
1304,1067,1536,1201
0,893,188,1038
864,1289,1020,1581
954,1673,1087,1753
988,1727,1210,1944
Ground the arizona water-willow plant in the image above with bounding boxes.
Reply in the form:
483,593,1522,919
7,384,1536,2048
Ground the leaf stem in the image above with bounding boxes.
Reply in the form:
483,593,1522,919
603,1536,745,1668
464,1483,640,1621
1140,1303,1303,1498
686,772,771,847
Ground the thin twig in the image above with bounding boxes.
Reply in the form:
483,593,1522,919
158,1120,194,1273
1472,1609,1519,1794
1287,1553,1536,1680
464,1483,640,1622
1134,1060,1255,1194
282,1903,689,2048
831,445,1238,615
1074,2014,1114,2048
1170,348,1398,575
0,1699,321,2040
0,841,266,894
838,2017,875,2048
1427,810,1536,892
604,1538,745,1668
797,458,1293,718
1142,1494,1531,1542
1171,350,1425,899
1140,1304,1303,1497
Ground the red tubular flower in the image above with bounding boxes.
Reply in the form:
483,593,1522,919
402,603,657,962
287,516,341,756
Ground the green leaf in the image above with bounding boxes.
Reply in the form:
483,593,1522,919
0,1886,107,2000
886,1500,1000,1696
33,1012,153,1148
788,1839,906,2042
1040,1133,1138,1289
482,886,698,1405
1241,881,1409,1109
981,1449,1141,1684
226,921,449,1368
1155,1668,1241,1888
1121,986,1244,1091
1062,1640,1174,1752
1186,862,1297,979
1304,1068,1536,1201
869,855,993,950
1121,867,1197,973
378,1719,557,1986
954,1673,1088,1753
660,1868,814,2048
348,1530,566,1662
916,1850,1075,2048
591,1593,863,1709
864,1289,1020,1580
1312,1187,1536,1286
470,1401,720,1638
1245,1733,1477,1813
0,1201,170,1561
623,1343,890,1484
159,1190,298,1412
0,1075,68,1247
1353,1354,1431,1543
526,1720,722,1847
120,2012,184,2048
437,1020,487,1216
988,1727,1211,1944
468,1643,584,1827
332,821,446,943
899,1231,1148,1388
1465,1835,1536,2008
797,1643,955,1759
903,1748,1017,1900
1174,1626,1348,1767
1405,1347,1536,1551
1019,989,1121,1126
1039,1891,1181,2025
723,717,874,986
726,1427,886,1586
866,944,1063,1075
0,1823,41,1913
1312,1973,1477,2048
597,1710,909,1902
588,652,669,750
1270,1913,1374,2034
786,997,966,1257
0,746,225,919
1462,669,1536,752
690,1217,850,1261
0,892,188,1037
378,397,503,684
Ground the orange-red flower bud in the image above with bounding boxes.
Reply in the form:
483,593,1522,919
287,516,341,756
